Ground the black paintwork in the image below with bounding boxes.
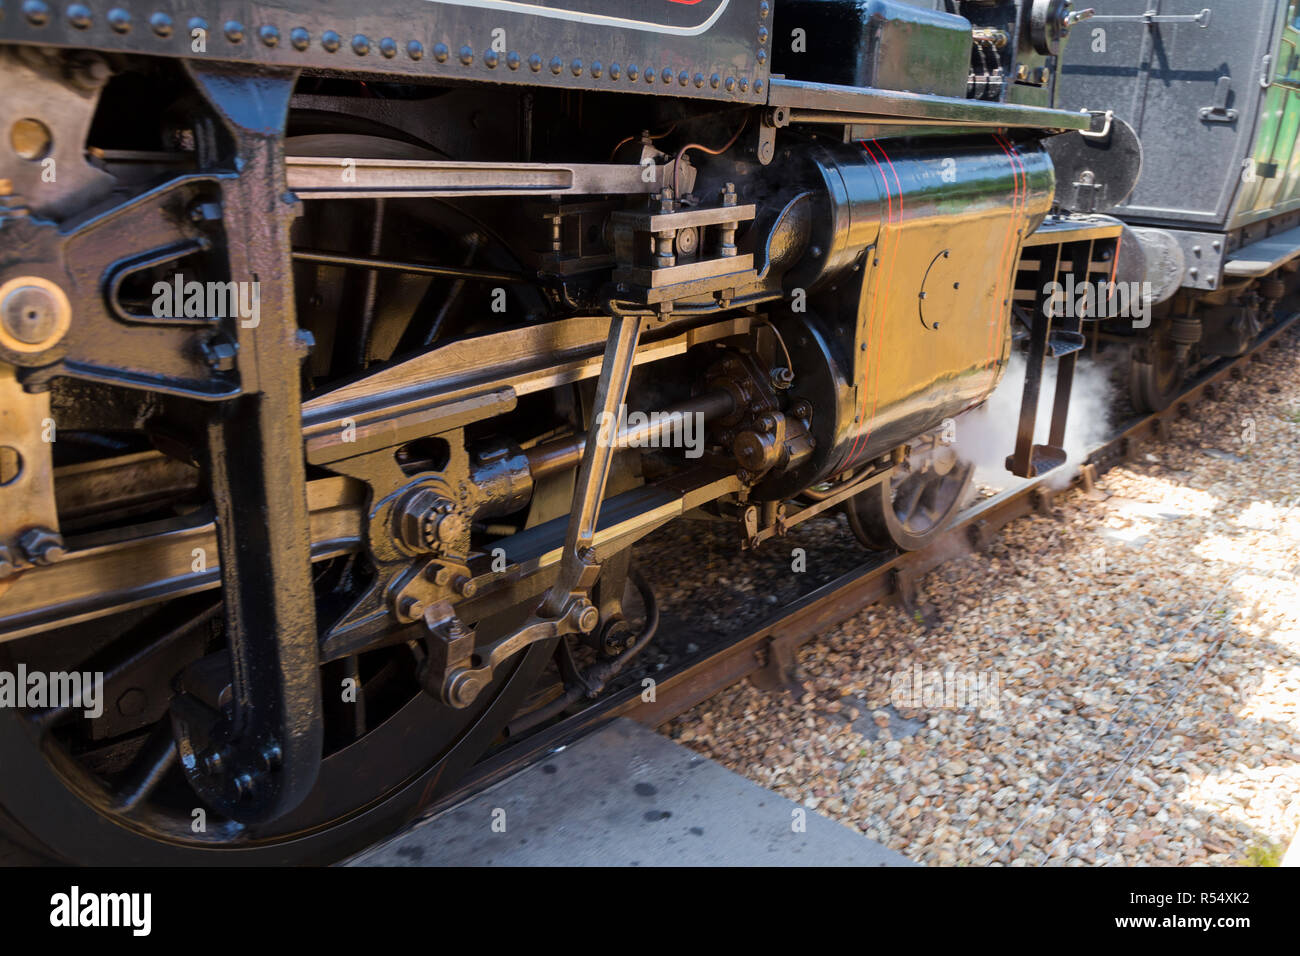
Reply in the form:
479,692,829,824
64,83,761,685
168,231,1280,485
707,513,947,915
0,0,771,103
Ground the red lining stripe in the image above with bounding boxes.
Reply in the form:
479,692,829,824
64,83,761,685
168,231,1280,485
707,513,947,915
844,140,902,469
841,140,890,469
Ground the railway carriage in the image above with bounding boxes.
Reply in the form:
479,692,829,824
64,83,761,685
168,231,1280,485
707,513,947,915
1053,0,1300,410
0,0,1129,862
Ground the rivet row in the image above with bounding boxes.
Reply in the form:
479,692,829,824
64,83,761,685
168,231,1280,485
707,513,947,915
19,5,758,93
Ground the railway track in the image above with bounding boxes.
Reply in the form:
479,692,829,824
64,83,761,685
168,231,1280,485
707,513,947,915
402,313,1300,833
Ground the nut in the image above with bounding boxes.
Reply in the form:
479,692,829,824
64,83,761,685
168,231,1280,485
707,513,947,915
18,526,65,566
200,338,238,372
575,601,600,634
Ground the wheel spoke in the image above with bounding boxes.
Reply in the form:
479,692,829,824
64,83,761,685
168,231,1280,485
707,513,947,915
895,478,927,524
111,725,179,813
29,601,220,735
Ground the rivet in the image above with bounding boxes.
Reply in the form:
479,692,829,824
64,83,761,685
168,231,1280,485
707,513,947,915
661,67,673,83
678,70,689,86
758,26,769,44
290,27,309,50
570,58,582,76
189,17,208,35
710,73,721,88
646,69,656,84
150,12,172,37
759,1,770,18
407,39,423,59
755,79,764,93
757,49,767,64
433,42,449,62
223,19,243,43
590,60,602,77
322,30,340,52
693,72,704,88
259,24,279,47
485,49,498,67
352,34,370,55
108,7,131,33
609,62,621,79
628,64,639,80
379,37,396,58
725,75,736,92
23,1,50,26
550,56,563,74
506,50,520,70
459,45,474,65
529,53,542,71
66,4,92,29
740,77,750,92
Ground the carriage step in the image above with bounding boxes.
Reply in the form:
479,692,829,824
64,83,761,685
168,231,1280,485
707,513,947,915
1005,444,1068,477
1047,330,1086,357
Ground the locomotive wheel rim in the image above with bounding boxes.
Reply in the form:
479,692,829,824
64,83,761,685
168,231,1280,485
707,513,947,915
890,457,970,539
846,438,973,552
0,631,555,864
1129,324,1184,413
0,434,573,863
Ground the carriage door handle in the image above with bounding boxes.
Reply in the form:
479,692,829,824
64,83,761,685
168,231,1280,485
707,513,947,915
1088,8,1212,28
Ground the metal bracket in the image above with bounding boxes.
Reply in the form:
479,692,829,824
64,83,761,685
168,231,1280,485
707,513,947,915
0,364,61,575
1199,76,1238,123
421,596,596,708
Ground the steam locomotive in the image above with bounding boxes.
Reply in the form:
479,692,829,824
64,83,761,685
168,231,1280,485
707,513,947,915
0,0,1250,863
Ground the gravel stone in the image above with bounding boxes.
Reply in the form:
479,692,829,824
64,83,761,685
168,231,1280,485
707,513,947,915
661,330,1300,866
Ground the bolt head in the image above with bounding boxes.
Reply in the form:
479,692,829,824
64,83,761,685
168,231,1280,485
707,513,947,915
260,743,282,772
232,772,255,800
18,527,65,566
200,339,238,372
576,602,600,634
1,284,61,346
188,201,223,222
447,669,486,708
202,748,226,776
435,511,467,543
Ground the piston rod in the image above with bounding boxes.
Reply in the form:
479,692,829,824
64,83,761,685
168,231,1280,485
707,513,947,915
525,388,736,480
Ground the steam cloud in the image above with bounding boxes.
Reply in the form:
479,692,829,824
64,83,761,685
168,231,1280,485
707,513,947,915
955,349,1116,492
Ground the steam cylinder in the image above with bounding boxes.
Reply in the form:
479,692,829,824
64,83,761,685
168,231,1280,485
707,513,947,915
757,136,1054,499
